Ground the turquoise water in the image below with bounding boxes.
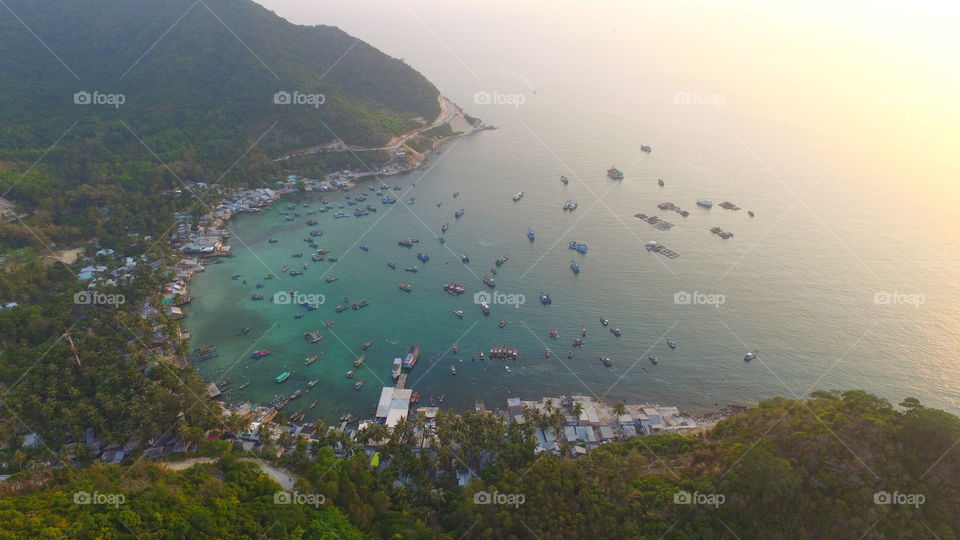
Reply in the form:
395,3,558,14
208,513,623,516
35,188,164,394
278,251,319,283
187,1,960,422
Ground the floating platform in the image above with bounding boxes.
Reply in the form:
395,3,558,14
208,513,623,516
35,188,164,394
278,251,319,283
645,241,680,259
633,213,674,231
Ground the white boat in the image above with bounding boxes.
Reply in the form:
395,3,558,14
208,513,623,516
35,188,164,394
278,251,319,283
512,192,524,201
505,366,512,373
392,357,402,379
563,199,578,211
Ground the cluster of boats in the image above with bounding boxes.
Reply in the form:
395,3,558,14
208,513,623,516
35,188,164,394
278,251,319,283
334,299,369,312
569,241,588,253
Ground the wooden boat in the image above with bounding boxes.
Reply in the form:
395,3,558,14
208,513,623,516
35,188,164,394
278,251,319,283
346,369,355,378
361,341,373,350
354,354,366,368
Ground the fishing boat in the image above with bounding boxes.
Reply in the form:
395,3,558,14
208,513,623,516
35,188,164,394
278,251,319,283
398,283,413,292
472,352,477,360
461,254,470,263
366,205,378,212
489,266,498,275
346,369,355,378
327,257,338,262
289,270,303,276
281,265,289,272
405,266,418,273
292,252,303,258
304,355,318,365
251,350,271,359
744,350,758,362
354,380,364,390
600,357,612,367
451,309,464,319
452,192,459,198
563,200,578,210
611,327,623,337
309,400,318,409
540,292,552,305
387,262,398,269
573,338,584,347
600,318,609,326
290,389,303,400
748,210,755,217
452,207,465,219
231,273,241,280
570,259,580,273
302,262,309,269
397,237,419,247
238,381,250,390
306,219,319,226
443,282,466,295
307,379,319,388
545,348,552,358
403,344,421,369
697,198,713,208
441,222,450,232
495,255,510,266
325,276,338,283
381,196,396,204
264,273,274,279
333,212,348,218
569,241,588,253
641,144,652,153
438,236,445,244
417,252,430,263
359,245,369,251
560,175,569,185
351,300,369,309
294,313,304,320
549,328,560,339
505,366,513,373
354,354,365,368
483,276,496,288
275,371,290,383
268,238,278,243
648,355,659,365
512,192,524,201
354,209,369,217
607,167,624,180
498,319,508,328
527,228,535,240
237,327,251,336
361,341,373,350
325,320,335,327
453,344,458,353
480,351,485,359
335,304,350,312
392,358,402,379
480,300,491,315
450,365,457,376
580,325,588,337
667,339,677,349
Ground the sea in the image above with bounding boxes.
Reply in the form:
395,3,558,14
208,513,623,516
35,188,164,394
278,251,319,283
185,0,960,423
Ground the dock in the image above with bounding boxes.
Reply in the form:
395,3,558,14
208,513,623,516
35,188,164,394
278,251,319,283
395,373,408,390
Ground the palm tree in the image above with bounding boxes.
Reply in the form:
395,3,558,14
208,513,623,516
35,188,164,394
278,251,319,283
572,402,584,420
612,402,627,418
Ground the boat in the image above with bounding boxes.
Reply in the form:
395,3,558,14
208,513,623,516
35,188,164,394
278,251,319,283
658,178,665,187
392,358,402,380
641,144,652,153
454,208,464,218
302,262,309,269
748,210,755,217
438,237,445,244
403,344,421,370
346,369,355,378
306,219,318,226
607,167,624,180
361,341,373,350
251,350,271,359
495,255,510,266
307,379,319,388
611,327,623,337
569,241,588,253
540,292,552,305
560,175,569,185
452,192,459,198
264,273,274,280
451,309,464,319
249,293,263,300
472,352,477,360
238,381,250,390
667,339,677,349
570,259,580,273
443,282,466,295
231,273,241,280
397,237,420,247
480,351,485,359
600,318,609,326
237,327,251,336
335,304,350,312
527,228,535,240
461,254,470,263
498,319,508,328
505,366,512,373
483,276,496,288
417,252,430,263
325,320,335,328
405,266,418,273
480,300,491,315
398,283,413,292
580,325,588,337
292,252,303,258
351,300,369,309
648,355,659,365
572,338,584,347
387,262,398,269
275,371,290,383
441,222,450,233
294,313,304,319
359,245,369,251
268,238,278,243
450,365,457,376
333,212,348,218
354,209,369,217
549,328,560,339
744,350,758,362
545,348,552,358
512,192,524,201
366,205,378,212
290,389,303,400
563,200,578,210
410,392,421,404
488,266,497,275
354,354,365,368
304,355,318,365
381,196,396,204
327,257,338,262
453,344,458,353
354,380,364,390
289,270,303,276
697,198,713,208
309,400,318,409
325,276,338,283
600,357,612,367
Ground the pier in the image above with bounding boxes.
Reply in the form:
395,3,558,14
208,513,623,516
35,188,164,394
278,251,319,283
395,373,408,390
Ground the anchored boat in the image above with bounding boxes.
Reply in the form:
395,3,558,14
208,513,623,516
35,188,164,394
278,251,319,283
527,228,535,240
403,344,421,370
275,371,290,383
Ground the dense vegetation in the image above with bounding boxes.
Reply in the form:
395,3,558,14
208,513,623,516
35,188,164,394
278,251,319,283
1,392,959,538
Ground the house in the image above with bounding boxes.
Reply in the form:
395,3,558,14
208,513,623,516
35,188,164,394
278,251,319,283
165,306,185,319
